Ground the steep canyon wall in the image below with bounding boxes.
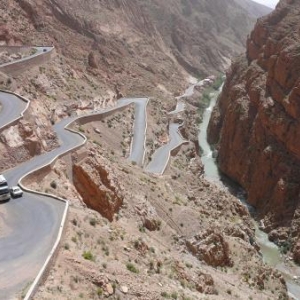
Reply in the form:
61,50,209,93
208,0,300,261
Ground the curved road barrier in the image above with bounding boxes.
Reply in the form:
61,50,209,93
144,80,206,175
0,47,54,76
168,100,185,115
0,47,149,299
0,44,195,298
145,123,188,175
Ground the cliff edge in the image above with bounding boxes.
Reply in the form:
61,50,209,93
208,0,300,261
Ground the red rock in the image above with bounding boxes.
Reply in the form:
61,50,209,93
207,0,300,259
73,155,124,222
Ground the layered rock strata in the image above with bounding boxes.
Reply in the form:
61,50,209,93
208,0,300,258
73,154,124,222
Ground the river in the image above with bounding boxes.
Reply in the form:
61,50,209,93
198,88,300,300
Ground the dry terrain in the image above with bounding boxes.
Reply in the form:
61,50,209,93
0,0,287,299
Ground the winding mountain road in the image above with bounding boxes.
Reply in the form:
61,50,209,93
0,49,148,299
0,45,188,298
144,79,206,175
145,123,187,175
0,93,28,129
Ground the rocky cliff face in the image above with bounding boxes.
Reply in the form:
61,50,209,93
208,0,300,260
0,0,271,173
73,152,124,222
2,0,270,81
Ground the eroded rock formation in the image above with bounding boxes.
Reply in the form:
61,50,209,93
73,153,124,222
208,0,300,255
186,229,232,267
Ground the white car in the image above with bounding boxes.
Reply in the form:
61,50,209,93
10,186,23,198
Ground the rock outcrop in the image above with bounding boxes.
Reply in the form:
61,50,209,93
195,271,216,295
136,202,162,231
10,0,271,84
208,0,300,255
186,229,232,267
73,153,124,222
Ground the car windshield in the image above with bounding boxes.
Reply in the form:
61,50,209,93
0,188,9,194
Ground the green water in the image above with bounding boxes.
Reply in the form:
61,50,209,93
198,87,300,300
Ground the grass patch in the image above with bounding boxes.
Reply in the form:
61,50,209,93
82,250,95,261
126,262,139,273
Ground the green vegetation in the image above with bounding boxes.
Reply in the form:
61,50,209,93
202,91,212,105
279,240,292,254
171,292,178,299
197,75,224,125
160,291,178,299
126,262,139,273
139,225,146,233
161,291,169,298
82,250,95,261
89,218,97,226
30,48,38,56
212,74,224,90
96,288,103,296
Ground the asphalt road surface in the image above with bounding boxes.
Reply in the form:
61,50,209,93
0,87,148,299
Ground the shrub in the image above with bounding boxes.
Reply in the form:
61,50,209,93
149,247,155,253
50,180,57,189
82,251,95,261
139,225,146,233
161,292,169,298
212,75,224,90
89,218,97,226
102,245,110,256
126,262,139,273
96,288,103,296
171,292,178,299
185,263,193,269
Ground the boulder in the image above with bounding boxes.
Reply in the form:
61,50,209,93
186,229,232,267
73,155,124,221
196,271,216,295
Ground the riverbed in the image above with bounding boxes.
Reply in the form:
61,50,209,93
198,88,300,300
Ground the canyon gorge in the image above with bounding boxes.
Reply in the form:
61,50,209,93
208,0,300,266
2,0,300,300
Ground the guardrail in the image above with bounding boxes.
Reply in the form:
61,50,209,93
17,100,142,299
20,119,87,300
0,46,54,76
0,46,151,299
0,47,69,300
0,89,30,131
0,89,149,300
